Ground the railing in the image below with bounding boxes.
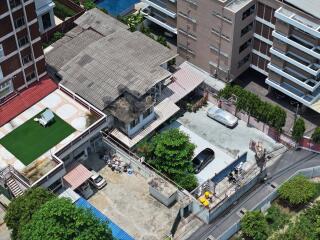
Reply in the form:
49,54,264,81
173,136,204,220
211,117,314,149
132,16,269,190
0,165,31,189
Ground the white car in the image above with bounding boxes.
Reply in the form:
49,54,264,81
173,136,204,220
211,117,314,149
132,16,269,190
89,171,107,189
207,106,238,128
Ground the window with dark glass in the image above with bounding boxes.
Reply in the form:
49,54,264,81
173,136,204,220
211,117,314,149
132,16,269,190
22,54,32,65
42,12,52,30
130,118,140,129
14,17,25,29
9,0,21,9
242,5,255,20
26,72,35,82
143,107,153,119
18,36,28,47
239,39,252,53
241,22,253,37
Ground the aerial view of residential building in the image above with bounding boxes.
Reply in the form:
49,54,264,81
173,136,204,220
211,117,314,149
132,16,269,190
0,0,320,240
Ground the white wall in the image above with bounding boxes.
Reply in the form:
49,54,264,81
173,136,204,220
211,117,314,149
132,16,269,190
127,109,156,137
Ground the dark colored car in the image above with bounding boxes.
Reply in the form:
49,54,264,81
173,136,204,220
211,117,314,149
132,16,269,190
193,148,215,174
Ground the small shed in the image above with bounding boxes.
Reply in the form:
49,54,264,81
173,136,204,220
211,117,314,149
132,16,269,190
63,164,92,190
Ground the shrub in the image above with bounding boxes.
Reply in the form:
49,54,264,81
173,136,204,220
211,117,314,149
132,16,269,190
53,1,75,20
218,85,286,131
278,175,317,207
83,0,95,10
240,211,269,240
311,127,320,144
292,117,305,142
265,204,290,231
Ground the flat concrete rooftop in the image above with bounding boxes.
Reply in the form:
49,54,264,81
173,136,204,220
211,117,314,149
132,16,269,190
0,89,98,183
89,165,181,240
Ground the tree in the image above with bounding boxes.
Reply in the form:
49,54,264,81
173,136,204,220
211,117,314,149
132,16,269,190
146,129,198,191
150,129,195,178
240,211,269,240
292,117,305,142
20,198,113,240
278,175,317,206
83,0,96,10
4,187,55,240
312,127,320,144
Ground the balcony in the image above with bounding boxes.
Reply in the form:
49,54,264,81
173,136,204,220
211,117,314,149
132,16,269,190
272,31,320,59
270,47,320,76
275,7,320,39
266,78,316,106
142,0,176,18
268,63,320,92
142,7,177,34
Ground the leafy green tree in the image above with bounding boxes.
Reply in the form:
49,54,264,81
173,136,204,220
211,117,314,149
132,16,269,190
20,198,113,240
240,211,269,240
4,187,55,240
150,129,195,177
292,118,305,142
145,129,198,191
122,12,144,32
312,127,320,144
278,175,316,206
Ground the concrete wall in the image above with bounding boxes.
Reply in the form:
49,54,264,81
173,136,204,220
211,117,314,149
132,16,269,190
193,170,264,224
215,165,320,240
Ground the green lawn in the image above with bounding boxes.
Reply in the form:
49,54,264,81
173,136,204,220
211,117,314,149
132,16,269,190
0,109,75,165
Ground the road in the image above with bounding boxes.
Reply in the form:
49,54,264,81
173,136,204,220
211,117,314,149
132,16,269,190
187,149,320,240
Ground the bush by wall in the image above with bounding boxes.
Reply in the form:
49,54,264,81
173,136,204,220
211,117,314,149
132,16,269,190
53,0,76,20
218,85,286,131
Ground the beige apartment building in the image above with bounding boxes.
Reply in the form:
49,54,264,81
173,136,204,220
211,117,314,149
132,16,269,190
143,0,320,112
142,0,177,35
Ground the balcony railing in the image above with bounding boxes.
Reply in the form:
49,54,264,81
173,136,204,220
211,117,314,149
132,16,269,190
273,31,320,59
270,47,320,76
275,7,320,39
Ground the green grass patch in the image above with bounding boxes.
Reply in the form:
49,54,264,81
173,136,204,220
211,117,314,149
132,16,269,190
0,109,75,165
53,0,76,20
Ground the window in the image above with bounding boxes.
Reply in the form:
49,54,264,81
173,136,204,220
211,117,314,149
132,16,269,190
0,80,13,99
18,36,28,47
241,22,253,37
0,44,4,59
130,118,140,129
42,12,52,30
26,71,35,82
242,5,255,20
22,54,32,65
143,107,153,119
239,39,252,53
9,0,21,9
238,54,250,68
14,17,25,29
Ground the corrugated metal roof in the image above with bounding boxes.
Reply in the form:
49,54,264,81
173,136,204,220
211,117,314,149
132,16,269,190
63,164,92,190
75,198,134,240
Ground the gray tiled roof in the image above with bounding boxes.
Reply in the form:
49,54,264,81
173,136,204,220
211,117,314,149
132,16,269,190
45,9,177,110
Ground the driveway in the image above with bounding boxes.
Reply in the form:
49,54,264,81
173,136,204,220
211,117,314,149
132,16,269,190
234,69,320,136
164,102,282,184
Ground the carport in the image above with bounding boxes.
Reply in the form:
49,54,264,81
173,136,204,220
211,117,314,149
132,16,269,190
63,164,92,190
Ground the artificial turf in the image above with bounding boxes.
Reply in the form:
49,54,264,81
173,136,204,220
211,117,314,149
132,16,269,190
0,109,75,165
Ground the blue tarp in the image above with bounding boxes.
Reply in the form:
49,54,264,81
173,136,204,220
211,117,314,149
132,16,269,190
75,197,134,240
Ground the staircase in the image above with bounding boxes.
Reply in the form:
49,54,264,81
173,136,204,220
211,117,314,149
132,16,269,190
6,177,23,198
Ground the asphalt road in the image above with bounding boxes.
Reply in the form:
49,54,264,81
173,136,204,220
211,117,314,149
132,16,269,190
187,150,320,240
